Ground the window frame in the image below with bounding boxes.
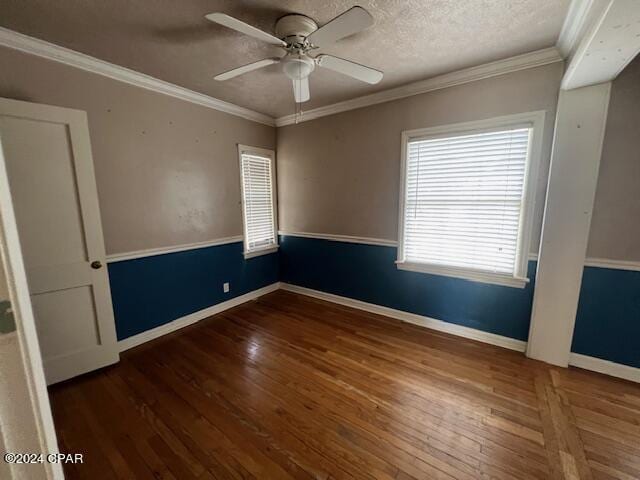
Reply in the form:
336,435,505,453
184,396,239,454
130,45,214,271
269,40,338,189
238,144,279,259
396,111,546,288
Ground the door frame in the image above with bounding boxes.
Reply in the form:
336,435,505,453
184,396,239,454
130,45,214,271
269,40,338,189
0,132,64,478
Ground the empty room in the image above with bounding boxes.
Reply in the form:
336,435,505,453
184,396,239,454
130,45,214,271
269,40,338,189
0,1,639,479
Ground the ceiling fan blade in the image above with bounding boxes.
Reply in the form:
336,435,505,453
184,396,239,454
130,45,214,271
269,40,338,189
292,77,310,103
307,6,373,47
205,13,286,46
316,55,383,84
214,58,280,81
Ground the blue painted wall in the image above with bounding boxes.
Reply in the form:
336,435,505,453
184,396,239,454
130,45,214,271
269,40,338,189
279,235,537,341
108,241,279,340
107,235,638,370
572,267,640,369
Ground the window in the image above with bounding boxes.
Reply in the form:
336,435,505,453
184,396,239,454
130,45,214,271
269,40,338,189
238,145,278,259
396,112,545,288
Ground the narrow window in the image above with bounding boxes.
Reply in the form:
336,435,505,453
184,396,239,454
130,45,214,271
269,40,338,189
238,145,278,258
397,112,545,288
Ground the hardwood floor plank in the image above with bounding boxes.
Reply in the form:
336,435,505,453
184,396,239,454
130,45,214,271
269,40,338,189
194,319,548,479
48,291,640,479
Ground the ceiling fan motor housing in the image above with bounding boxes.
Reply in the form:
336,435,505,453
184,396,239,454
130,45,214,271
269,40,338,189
275,13,318,48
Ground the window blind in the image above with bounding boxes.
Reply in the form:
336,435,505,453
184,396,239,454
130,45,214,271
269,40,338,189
403,126,532,275
241,153,276,251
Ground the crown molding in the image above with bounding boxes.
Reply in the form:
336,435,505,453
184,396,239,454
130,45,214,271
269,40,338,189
561,0,640,90
275,47,563,126
556,0,598,58
0,27,276,127
0,27,565,129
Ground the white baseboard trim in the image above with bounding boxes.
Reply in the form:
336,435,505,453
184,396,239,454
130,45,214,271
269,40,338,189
280,283,527,352
117,282,281,352
569,353,640,383
114,280,638,384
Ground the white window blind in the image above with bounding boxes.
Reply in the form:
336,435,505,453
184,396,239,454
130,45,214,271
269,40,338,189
402,125,532,277
240,151,277,254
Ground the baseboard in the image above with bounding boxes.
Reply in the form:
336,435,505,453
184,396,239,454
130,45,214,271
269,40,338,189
569,353,640,383
116,281,638,384
117,282,281,352
280,283,527,352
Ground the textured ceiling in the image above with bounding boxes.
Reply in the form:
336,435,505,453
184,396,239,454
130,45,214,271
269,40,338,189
0,0,570,118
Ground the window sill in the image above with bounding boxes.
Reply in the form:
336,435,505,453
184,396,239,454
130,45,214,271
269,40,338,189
243,245,279,259
396,261,529,289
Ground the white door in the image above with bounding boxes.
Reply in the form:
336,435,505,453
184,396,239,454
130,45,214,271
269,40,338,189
0,97,118,385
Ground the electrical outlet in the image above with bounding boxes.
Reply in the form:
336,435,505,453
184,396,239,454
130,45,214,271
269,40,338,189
223,282,230,293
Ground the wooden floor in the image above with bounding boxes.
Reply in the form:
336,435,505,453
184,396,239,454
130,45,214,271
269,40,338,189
49,290,640,480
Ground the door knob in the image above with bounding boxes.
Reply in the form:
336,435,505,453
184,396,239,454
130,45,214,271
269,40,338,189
91,261,102,269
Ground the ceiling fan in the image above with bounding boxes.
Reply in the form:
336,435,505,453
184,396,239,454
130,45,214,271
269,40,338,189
205,6,383,103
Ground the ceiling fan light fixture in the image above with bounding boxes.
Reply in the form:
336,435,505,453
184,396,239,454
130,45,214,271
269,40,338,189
282,55,315,81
